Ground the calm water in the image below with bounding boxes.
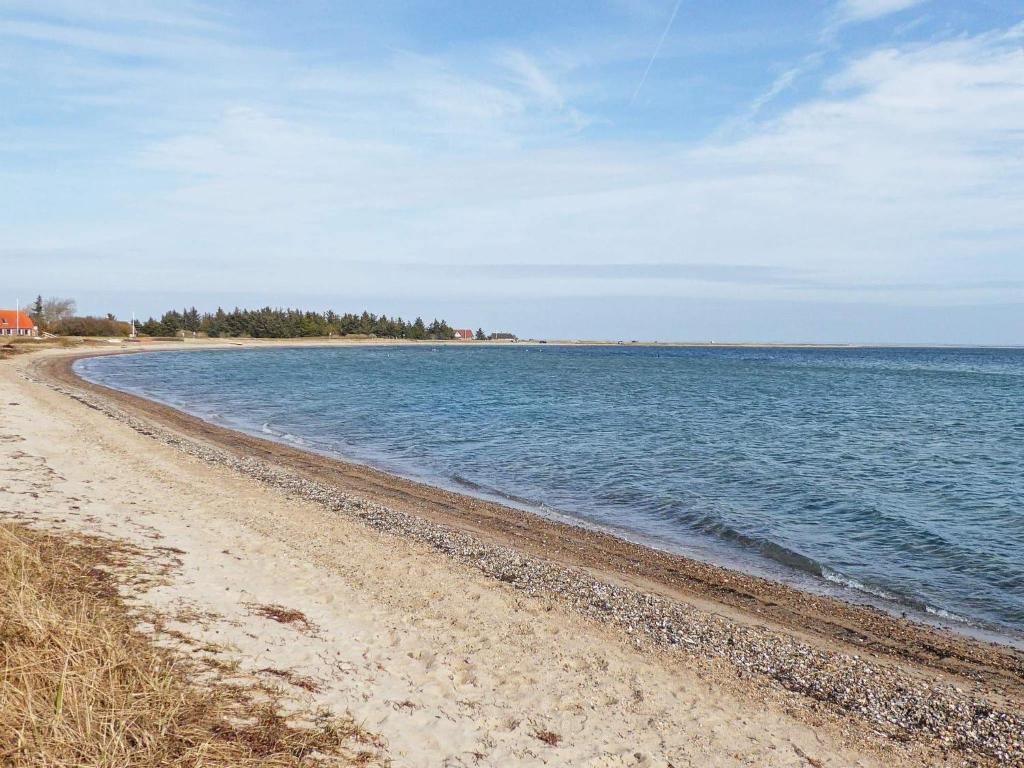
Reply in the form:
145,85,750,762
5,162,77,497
76,346,1024,638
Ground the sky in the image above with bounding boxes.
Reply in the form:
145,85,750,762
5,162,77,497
1,0,1023,342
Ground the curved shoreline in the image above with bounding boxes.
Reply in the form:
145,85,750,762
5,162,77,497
23,344,1024,764
43,347,1024,667
73,347,1020,646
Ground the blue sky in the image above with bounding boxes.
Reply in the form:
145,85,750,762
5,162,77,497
2,0,1022,342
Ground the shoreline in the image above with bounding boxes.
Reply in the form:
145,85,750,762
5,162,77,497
74,342,1024,651
72,347,1023,648
18,343,1024,765
53,347,1024,662
0,346,940,767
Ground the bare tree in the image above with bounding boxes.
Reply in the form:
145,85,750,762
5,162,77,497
42,297,76,327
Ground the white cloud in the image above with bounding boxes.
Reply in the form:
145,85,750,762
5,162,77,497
497,50,564,108
125,21,1022,306
2,2,1022,324
0,0,222,29
837,0,928,24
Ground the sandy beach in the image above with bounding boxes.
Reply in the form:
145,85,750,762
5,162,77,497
2,341,1022,767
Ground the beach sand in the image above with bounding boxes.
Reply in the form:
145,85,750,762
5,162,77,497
2,342,1022,767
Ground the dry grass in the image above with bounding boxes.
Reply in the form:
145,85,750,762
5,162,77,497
0,338,79,359
532,729,562,747
247,603,319,634
258,668,322,694
0,522,386,766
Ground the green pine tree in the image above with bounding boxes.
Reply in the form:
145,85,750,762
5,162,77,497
31,295,44,328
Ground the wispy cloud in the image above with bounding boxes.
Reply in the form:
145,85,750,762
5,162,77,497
837,0,929,24
410,262,808,284
141,22,1024,297
2,1,1022,338
0,0,224,30
738,0,932,135
498,50,564,108
730,59,815,128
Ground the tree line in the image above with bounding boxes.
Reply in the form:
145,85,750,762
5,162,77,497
140,307,460,340
25,296,133,336
26,296,489,340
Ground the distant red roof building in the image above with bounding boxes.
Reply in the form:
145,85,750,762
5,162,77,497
0,310,37,337
453,328,475,340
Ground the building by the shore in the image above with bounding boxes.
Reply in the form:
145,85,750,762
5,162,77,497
453,328,475,340
0,309,37,337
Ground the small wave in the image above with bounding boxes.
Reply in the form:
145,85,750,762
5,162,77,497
450,473,485,491
821,567,902,602
450,474,541,509
681,512,827,578
925,604,971,623
259,422,306,446
821,567,975,626
684,513,971,624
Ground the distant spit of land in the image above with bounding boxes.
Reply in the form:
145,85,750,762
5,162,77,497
6,335,1019,353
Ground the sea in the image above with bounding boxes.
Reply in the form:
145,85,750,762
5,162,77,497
75,345,1024,642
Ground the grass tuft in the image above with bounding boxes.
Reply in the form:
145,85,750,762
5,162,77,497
0,522,385,766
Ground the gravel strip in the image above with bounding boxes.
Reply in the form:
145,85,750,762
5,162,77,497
31,370,1024,767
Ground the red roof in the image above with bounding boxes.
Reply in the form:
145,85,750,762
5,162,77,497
454,328,474,338
0,310,36,329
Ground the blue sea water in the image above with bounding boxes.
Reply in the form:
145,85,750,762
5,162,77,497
76,345,1024,639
